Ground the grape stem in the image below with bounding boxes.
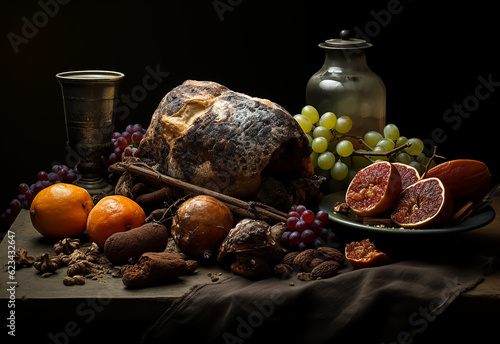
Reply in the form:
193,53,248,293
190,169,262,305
345,136,413,157
419,145,445,179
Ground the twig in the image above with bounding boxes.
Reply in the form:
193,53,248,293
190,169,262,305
420,146,445,179
352,142,412,157
109,162,288,223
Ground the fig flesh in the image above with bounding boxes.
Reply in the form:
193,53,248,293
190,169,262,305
346,161,402,217
391,177,453,228
392,162,420,190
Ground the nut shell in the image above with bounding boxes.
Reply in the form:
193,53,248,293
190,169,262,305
316,247,345,265
311,260,340,279
292,249,317,271
172,195,234,258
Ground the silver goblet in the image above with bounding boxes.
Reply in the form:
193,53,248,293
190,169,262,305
56,70,125,195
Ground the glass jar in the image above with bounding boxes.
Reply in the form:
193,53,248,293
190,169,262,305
306,30,386,138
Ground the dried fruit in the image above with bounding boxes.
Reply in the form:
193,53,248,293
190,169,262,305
425,159,492,205
345,161,402,217
121,252,190,288
30,183,94,239
391,177,453,228
392,162,420,190
345,239,390,269
185,260,199,274
86,195,146,247
104,222,169,265
311,260,340,279
172,195,234,258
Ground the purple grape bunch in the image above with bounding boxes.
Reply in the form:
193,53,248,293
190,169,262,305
1,123,146,230
281,205,338,251
102,123,145,166
0,164,79,228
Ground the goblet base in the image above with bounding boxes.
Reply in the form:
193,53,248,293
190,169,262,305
74,176,113,195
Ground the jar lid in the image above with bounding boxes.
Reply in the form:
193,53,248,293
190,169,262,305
319,30,372,49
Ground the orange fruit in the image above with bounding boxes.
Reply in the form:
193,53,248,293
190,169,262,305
345,239,390,269
30,183,94,239
86,195,146,247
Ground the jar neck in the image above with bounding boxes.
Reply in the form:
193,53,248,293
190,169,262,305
322,49,370,72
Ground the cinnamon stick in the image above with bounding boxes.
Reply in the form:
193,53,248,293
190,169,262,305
110,162,288,223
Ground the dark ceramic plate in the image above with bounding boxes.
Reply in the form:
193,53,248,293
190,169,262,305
318,192,495,235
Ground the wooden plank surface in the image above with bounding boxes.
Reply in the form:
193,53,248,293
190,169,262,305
1,197,499,341
0,209,229,323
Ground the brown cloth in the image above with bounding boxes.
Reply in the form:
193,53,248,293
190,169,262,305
141,257,489,344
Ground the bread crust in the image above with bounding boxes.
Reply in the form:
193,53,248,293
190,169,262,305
138,80,320,208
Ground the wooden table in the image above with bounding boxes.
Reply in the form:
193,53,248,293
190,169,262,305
2,198,499,343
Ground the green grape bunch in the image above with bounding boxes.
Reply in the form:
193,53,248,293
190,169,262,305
293,105,432,192
294,105,355,182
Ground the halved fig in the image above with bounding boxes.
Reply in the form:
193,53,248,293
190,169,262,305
345,239,390,268
392,162,420,190
345,161,402,217
391,177,453,228
425,159,491,205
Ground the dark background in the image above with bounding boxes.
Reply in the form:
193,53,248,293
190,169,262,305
1,0,499,228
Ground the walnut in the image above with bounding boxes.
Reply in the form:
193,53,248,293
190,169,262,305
67,260,102,277
14,248,35,268
334,202,350,215
63,275,86,286
311,260,340,280
273,263,293,279
316,247,345,265
60,244,101,266
60,249,87,266
33,253,62,274
54,238,80,255
292,249,317,272
84,242,101,263
296,272,314,281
